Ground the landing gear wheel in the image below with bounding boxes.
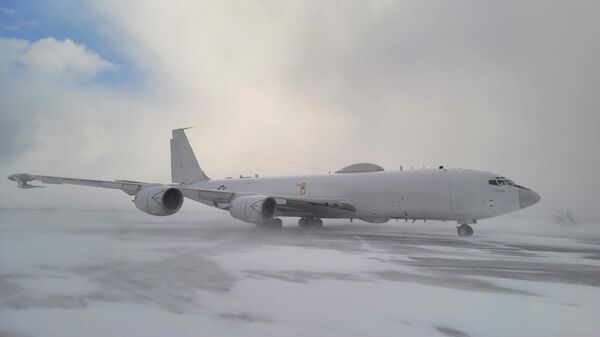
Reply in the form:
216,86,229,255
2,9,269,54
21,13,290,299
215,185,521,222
298,217,323,228
457,224,474,237
271,218,283,229
466,225,473,236
257,218,283,229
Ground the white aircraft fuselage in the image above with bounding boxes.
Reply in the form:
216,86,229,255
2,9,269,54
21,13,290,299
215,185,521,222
188,168,539,223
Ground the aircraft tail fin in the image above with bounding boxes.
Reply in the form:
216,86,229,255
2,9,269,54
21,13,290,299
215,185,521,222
170,128,210,184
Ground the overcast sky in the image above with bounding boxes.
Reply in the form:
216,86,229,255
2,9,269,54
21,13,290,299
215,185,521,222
1,1,599,220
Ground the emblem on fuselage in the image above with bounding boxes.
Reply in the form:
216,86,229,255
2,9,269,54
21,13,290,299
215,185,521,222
296,182,306,195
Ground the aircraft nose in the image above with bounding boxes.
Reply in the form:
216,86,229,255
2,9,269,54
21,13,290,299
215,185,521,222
519,188,541,209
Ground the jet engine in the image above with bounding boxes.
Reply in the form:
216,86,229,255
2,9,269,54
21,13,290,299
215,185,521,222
134,186,183,216
229,195,277,224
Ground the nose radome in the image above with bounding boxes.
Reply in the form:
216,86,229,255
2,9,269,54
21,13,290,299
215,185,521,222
519,188,541,209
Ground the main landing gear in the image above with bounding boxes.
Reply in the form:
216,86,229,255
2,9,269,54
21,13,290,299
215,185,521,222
256,218,283,229
457,224,473,237
298,217,323,228
457,221,476,237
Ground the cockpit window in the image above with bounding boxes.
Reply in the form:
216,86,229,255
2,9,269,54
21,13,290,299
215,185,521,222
489,176,519,187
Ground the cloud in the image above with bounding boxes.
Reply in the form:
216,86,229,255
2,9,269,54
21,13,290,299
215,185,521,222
1,1,599,220
0,7,16,15
0,37,28,69
0,36,121,167
0,37,117,77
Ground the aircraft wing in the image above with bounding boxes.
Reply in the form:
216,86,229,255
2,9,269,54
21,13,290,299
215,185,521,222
9,173,356,216
178,186,356,216
7,173,148,195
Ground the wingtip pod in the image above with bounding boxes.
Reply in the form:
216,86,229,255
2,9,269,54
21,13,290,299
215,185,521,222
8,173,32,183
7,173,44,189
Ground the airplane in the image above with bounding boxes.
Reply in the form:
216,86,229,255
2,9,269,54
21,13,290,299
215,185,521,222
8,128,540,236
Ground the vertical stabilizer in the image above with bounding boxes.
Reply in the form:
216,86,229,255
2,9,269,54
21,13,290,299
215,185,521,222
170,128,210,184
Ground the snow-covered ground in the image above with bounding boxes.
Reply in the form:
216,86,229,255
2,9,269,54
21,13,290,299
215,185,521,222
1,209,599,337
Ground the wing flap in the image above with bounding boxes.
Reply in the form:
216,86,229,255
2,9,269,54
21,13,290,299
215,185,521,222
278,195,356,213
177,187,235,203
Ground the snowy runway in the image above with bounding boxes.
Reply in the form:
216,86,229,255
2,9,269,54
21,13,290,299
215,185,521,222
1,210,599,337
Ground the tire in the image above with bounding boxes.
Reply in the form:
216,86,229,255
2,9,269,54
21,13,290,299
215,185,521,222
299,217,322,228
272,218,283,229
256,218,283,229
457,224,473,237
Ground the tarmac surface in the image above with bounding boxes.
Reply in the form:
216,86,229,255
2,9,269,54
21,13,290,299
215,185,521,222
1,209,599,337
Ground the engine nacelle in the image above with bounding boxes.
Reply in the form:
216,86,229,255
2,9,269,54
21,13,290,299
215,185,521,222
134,186,183,216
229,195,277,224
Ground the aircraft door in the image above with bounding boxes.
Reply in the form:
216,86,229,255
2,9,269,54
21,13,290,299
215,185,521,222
450,171,485,218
